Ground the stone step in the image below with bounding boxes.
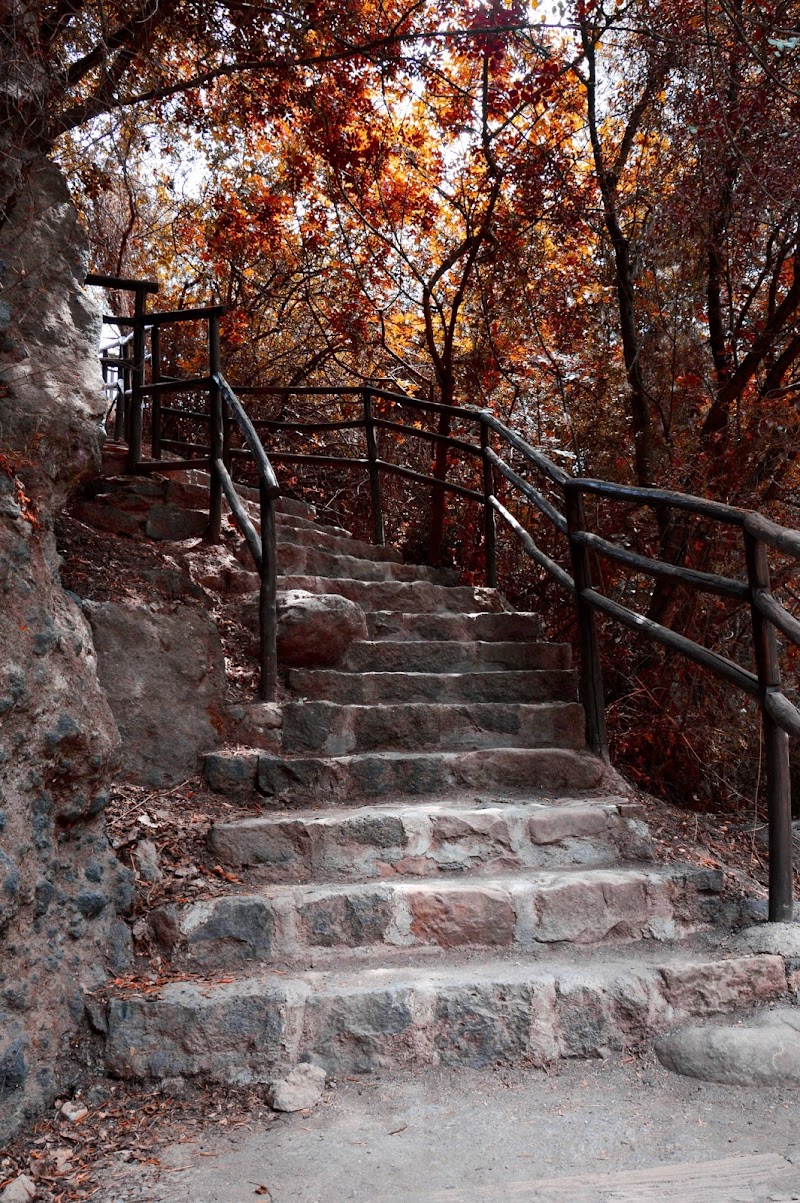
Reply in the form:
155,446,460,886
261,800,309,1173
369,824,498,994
276,545,457,585
172,865,724,972
184,470,318,522
208,796,651,882
278,701,585,756
104,948,787,1082
276,576,508,614
203,747,605,804
276,513,355,540
339,641,570,674
276,522,403,562
366,611,542,642
286,668,578,704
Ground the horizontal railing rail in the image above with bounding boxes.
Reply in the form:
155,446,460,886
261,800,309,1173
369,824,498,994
87,275,798,920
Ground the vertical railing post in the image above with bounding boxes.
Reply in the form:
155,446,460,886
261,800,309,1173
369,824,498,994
125,284,149,473
259,484,279,702
480,417,497,588
207,312,223,543
428,405,449,566
363,388,385,545
150,324,162,459
564,481,608,760
745,530,793,922
118,341,131,443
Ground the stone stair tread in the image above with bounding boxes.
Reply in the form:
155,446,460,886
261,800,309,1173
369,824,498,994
174,862,723,971
207,790,650,880
276,546,455,585
276,524,404,562
103,945,787,1079
114,933,780,989
212,792,632,825
275,515,356,540
195,859,685,895
206,747,607,804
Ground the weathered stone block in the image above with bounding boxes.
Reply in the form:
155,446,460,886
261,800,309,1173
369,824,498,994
433,984,533,1068
183,897,275,964
145,505,207,541
408,887,515,948
301,986,417,1073
298,890,393,948
275,589,367,668
88,601,226,786
209,818,312,880
205,750,259,796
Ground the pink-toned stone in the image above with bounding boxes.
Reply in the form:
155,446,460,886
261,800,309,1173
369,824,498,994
408,888,515,948
659,955,787,1014
527,807,609,845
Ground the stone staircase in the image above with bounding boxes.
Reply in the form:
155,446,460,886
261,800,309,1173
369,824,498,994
88,476,789,1085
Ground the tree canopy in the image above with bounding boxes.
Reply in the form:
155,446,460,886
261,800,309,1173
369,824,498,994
5,0,800,806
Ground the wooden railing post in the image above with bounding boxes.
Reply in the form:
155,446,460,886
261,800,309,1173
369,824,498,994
150,324,162,459
363,388,385,545
745,531,793,922
207,312,223,542
428,407,449,566
125,283,149,473
480,417,497,588
259,483,279,701
564,481,609,760
113,343,128,441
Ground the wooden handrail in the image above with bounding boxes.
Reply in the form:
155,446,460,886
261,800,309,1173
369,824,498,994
88,277,798,920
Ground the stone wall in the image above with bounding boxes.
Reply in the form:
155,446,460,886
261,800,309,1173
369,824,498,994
0,157,132,1142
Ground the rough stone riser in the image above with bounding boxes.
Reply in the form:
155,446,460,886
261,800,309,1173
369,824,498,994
274,700,586,757
339,640,571,674
275,523,404,561
276,545,456,585
276,576,508,614
205,747,605,804
103,955,788,1082
174,867,722,971
208,800,650,880
365,611,542,642
284,668,579,705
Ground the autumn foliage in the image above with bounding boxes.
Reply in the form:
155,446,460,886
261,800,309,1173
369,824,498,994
31,0,800,812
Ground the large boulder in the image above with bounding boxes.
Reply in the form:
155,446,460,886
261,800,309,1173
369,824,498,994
87,601,227,786
276,589,367,668
0,157,130,1142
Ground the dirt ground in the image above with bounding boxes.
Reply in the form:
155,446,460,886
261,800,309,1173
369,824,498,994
5,1054,800,1202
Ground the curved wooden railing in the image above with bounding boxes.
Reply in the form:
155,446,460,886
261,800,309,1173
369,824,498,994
86,275,799,921
87,276,280,703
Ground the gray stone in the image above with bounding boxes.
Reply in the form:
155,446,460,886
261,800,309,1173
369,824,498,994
0,1041,26,1098
183,897,275,964
734,922,800,958
275,589,367,668
0,849,19,930
0,1174,36,1202
655,1009,800,1085
75,890,109,918
145,505,207,541
267,1062,327,1112
134,839,163,884
87,601,226,786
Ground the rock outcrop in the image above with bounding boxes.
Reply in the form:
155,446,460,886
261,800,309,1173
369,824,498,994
0,158,130,1142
